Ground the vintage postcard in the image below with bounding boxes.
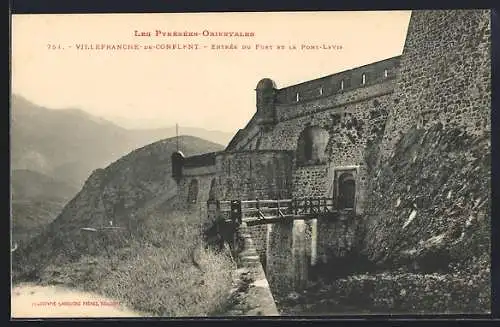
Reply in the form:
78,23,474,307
10,10,491,318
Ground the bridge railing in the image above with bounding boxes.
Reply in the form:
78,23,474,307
207,197,353,226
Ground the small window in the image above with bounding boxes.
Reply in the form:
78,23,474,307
384,69,388,78
340,80,344,90
296,92,300,102
319,87,323,95
362,73,366,85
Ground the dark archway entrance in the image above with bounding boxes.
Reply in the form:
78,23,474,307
337,173,355,209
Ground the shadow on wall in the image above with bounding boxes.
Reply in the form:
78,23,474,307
296,126,330,166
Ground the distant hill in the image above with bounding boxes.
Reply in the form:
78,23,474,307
11,94,232,187
11,169,80,246
11,169,80,201
13,135,224,278
106,115,233,147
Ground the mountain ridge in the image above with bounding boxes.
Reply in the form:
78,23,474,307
11,94,232,187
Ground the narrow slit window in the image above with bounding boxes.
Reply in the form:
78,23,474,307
319,87,323,95
340,80,344,90
384,69,388,78
296,92,300,102
362,73,366,85
187,179,199,204
208,179,216,200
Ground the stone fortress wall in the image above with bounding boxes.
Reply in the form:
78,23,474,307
171,54,403,296
172,53,400,265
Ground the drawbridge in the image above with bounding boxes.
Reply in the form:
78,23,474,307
207,197,355,227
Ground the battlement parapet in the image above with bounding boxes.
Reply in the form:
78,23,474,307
276,56,401,105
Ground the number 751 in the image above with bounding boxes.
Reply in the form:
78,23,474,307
47,44,62,50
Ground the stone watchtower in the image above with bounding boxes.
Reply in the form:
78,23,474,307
255,78,278,128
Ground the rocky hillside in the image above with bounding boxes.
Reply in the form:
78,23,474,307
363,123,490,272
12,135,224,278
11,94,232,187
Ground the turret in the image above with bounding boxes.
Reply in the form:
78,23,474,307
255,78,277,125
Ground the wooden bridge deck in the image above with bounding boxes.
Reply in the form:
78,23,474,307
207,198,355,226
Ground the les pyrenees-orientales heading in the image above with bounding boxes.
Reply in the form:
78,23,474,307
134,29,255,37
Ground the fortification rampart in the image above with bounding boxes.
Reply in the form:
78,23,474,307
276,56,400,105
225,56,400,153
275,78,395,122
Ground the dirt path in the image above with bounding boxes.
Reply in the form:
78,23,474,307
11,283,145,318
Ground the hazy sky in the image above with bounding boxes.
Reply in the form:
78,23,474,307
12,11,411,132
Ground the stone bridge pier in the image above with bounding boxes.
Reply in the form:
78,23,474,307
255,213,360,297
265,219,310,296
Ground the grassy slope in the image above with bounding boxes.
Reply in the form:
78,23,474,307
35,208,235,316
